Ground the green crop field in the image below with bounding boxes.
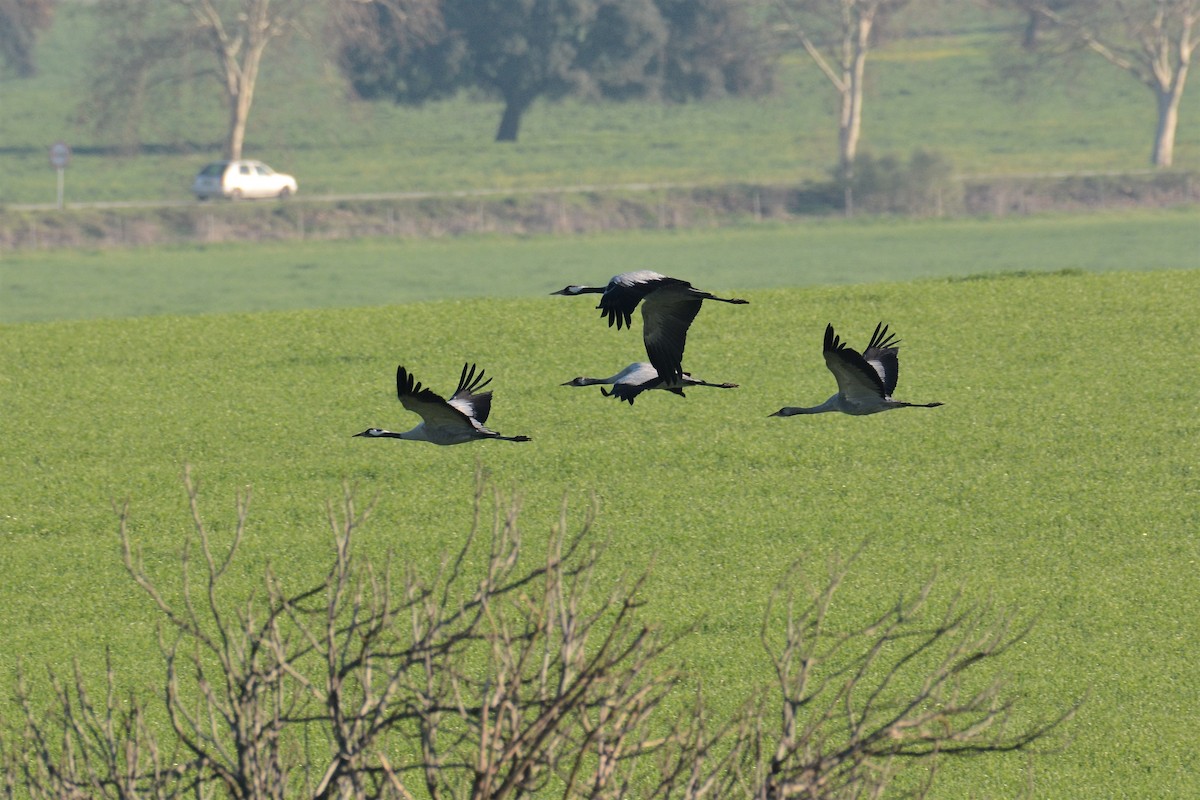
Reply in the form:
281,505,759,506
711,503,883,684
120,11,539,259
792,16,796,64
1,4,1197,206
3,2,1200,795
2,260,1198,796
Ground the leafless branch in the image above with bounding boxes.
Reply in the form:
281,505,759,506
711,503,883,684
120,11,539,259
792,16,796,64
2,470,1077,800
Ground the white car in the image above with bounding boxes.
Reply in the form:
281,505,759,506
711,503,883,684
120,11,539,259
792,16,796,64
193,159,298,200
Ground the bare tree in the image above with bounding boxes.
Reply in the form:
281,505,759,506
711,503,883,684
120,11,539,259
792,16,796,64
86,0,312,159
8,654,182,800
771,0,912,180
990,0,1199,167
731,551,1079,798
400,493,688,800
0,470,1075,799
0,0,55,77
1,467,693,799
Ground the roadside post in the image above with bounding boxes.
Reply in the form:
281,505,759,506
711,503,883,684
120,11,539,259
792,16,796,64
49,141,71,210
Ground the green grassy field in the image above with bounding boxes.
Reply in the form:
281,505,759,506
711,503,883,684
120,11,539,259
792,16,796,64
2,260,1198,796
4,207,1198,323
1,5,1196,206
3,4,1200,793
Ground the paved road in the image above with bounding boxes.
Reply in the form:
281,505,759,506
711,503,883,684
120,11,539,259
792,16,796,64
9,169,1166,212
7,182,690,212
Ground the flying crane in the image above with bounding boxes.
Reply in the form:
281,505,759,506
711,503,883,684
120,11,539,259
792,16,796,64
771,323,943,417
562,361,738,405
552,270,748,385
354,363,531,445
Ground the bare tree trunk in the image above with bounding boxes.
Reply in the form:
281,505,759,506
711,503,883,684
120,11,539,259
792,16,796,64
1153,86,1180,167
226,77,255,161
190,0,285,160
839,9,875,216
224,38,268,160
1144,6,1192,168
839,11,873,171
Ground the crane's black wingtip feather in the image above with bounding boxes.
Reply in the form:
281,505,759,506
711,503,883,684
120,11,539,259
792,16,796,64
396,365,421,398
865,321,901,351
453,362,492,396
823,323,841,351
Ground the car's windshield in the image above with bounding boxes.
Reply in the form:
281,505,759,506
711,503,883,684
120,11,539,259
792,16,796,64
198,163,226,177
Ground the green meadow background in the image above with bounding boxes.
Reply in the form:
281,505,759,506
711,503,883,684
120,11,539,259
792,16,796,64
2,4,1197,206
4,209,1198,323
3,223,1200,795
3,3,1200,796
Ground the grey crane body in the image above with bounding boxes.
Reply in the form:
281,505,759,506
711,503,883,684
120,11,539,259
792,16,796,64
772,323,943,418
354,363,531,445
552,270,748,385
562,362,738,405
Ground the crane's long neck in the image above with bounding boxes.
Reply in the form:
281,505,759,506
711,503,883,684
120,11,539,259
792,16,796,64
563,376,614,387
773,395,841,416
357,425,428,441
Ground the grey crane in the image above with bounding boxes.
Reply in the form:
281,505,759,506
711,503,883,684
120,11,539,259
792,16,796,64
354,363,531,445
771,323,943,417
562,361,739,405
551,270,748,385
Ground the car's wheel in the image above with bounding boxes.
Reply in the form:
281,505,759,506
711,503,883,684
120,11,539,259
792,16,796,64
278,186,292,200
229,188,243,200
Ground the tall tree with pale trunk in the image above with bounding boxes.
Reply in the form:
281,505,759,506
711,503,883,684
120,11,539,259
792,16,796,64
87,0,311,159
990,0,1199,167
771,0,911,175
186,0,301,160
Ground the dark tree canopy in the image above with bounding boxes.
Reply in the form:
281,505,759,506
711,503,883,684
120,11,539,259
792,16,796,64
335,0,774,141
0,0,56,77
334,0,462,103
658,0,774,101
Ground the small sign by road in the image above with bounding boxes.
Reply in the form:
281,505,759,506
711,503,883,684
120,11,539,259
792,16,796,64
49,141,71,209
50,141,71,169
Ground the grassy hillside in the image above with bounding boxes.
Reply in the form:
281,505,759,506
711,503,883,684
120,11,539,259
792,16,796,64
1,4,1196,206
2,268,1198,796
4,207,1199,323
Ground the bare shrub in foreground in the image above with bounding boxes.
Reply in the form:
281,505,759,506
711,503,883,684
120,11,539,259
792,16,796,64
0,470,1075,799
732,550,1078,798
8,653,179,800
